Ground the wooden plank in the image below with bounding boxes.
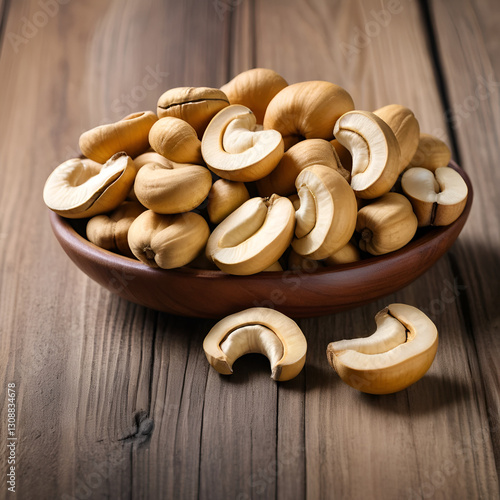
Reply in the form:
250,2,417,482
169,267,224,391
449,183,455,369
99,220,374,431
230,0,499,498
0,0,229,499
0,0,498,499
0,0,6,47
429,0,500,475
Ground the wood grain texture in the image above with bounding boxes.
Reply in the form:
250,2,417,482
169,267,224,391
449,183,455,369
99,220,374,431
0,0,499,499
429,0,500,476
229,0,499,498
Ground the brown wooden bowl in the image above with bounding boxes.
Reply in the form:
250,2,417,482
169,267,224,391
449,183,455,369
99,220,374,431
49,161,472,318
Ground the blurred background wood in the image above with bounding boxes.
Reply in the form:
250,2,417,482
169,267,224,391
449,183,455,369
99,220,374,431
0,0,498,499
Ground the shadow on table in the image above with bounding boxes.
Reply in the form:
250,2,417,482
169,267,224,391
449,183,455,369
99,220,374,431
359,373,470,416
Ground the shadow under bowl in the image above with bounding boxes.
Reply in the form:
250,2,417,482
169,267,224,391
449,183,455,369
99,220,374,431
49,161,472,319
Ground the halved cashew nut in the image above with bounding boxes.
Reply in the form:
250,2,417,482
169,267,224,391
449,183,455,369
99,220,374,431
220,68,288,124
201,105,284,182
79,111,158,163
203,307,307,381
43,152,136,219
157,87,229,138
134,161,212,214
263,81,355,150
334,110,401,199
356,192,418,255
206,195,295,275
148,117,203,165
128,210,209,269
327,303,438,394
292,165,357,260
401,166,468,226
256,138,350,197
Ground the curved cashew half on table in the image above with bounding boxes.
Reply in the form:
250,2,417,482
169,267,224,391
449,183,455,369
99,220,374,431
203,307,307,381
327,303,438,394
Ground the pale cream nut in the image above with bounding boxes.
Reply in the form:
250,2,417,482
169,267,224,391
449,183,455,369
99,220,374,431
291,165,357,260
206,195,295,275
43,153,136,219
134,161,212,214
203,307,307,381
202,104,284,182
327,303,438,394
79,111,158,164
263,81,355,150
86,201,146,258
207,179,250,224
157,86,229,138
334,110,401,199
356,192,418,255
401,166,468,226
148,117,203,165
220,68,288,124
128,210,209,269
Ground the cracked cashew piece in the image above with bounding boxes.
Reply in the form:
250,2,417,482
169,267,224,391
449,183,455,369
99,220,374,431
334,110,401,199
157,87,229,138
79,111,158,163
401,166,468,227
256,138,350,197
220,68,288,124
206,195,295,275
201,104,284,182
291,165,357,260
263,81,355,150
43,153,136,219
327,303,438,394
203,307,307,381
128,210,209,269
373,104,420,173
356,192,418,255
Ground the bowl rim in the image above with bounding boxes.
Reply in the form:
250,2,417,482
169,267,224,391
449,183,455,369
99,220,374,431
49,160,473,280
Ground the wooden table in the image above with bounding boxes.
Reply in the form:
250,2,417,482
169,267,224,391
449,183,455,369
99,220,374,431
1,0,499,498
